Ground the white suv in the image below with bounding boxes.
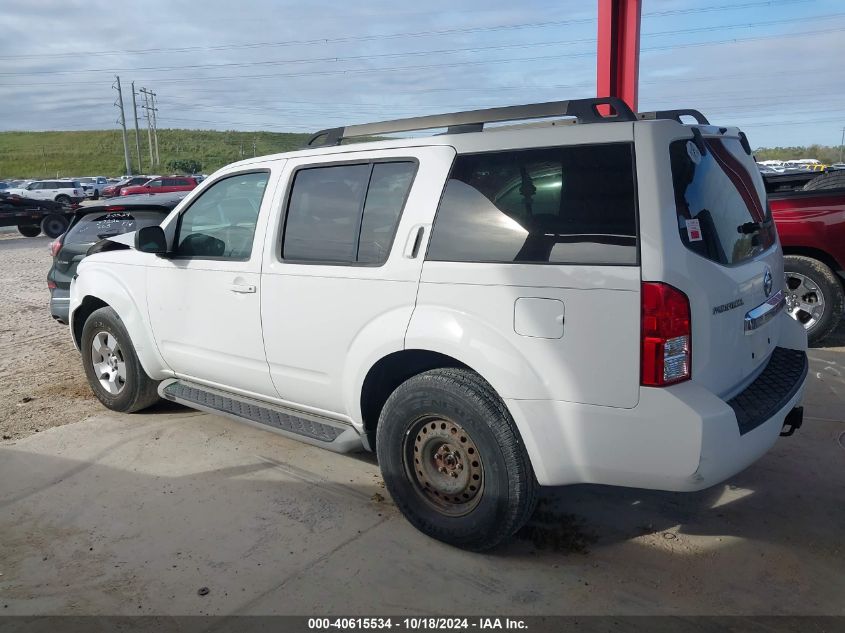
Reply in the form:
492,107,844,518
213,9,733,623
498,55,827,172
69,99,808,550
7,179,85,204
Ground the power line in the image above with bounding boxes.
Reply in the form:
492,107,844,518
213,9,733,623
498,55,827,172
4,23,844,89
5,12,841,77
0,0,813,61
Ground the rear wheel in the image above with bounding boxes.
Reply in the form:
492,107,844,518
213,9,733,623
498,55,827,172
92,189,100,200
376,368,538,550
55,194,71,205
784,255,844,346
81,307,160,412
17,224,41,237
40,214,68,238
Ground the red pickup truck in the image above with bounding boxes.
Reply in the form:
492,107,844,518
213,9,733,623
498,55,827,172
767,171,845,345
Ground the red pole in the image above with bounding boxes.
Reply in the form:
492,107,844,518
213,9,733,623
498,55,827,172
597,0,642,112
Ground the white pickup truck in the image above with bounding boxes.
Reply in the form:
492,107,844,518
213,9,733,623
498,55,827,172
68,99,808,550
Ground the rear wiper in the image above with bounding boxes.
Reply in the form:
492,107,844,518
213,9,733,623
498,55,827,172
737,221,761,234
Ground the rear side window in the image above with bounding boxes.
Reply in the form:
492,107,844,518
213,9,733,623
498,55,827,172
670,137,776,265
65,211,166,244
426,144,638,265
283,161,416,264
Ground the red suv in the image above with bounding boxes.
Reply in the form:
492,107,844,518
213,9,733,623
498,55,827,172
120,176,198,196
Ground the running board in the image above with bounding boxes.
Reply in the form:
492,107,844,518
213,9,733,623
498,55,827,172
159,379,364,453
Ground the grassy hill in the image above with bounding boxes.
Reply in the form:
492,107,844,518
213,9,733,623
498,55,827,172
0,129,311,179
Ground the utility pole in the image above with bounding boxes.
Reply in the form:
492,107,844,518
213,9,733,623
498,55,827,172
131,82,143,173
839,127,844,164
253,138,257,157
140,88,154,169
113,75,133,175
150,91,160,167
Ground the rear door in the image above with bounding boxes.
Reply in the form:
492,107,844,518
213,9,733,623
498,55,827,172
638,122,785,398
261,146,454,415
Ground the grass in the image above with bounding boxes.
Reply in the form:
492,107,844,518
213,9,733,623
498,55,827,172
0,129,311,179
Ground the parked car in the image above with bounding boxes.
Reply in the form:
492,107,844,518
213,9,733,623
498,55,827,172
102,176,156,198
48,192,186,323
6,180,85,204
69,100,807,550
77,176,110,199
766,170,845,345
120,176,198,196
0,181,10,190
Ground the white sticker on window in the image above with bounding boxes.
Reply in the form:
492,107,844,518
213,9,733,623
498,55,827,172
686,218,703,242
686,140,702,165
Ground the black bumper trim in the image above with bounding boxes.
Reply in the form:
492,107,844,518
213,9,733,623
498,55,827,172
727,347,808,435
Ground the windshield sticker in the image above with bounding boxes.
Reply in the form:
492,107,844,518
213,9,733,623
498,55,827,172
685,218,702,242
686,140,702,165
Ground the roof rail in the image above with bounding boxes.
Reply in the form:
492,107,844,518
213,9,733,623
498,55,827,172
637,109,710,125
305,97,637,147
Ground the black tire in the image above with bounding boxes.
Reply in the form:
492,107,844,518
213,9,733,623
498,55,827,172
17,224,41,237
376,368,538,551
55,194,71,205
92,189,100,200
784,255,844,346
803,171,845,191
81,307,160,413
40,213,69,238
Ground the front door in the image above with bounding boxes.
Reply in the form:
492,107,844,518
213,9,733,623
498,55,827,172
147,168,278,397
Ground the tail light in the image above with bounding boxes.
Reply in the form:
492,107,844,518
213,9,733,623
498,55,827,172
50,238,63,257
47,280,57,290
641,282,691,386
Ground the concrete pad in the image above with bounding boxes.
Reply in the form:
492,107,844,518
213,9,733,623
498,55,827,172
0,352,843,616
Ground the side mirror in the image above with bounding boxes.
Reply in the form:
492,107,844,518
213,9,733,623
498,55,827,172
135,225,168,255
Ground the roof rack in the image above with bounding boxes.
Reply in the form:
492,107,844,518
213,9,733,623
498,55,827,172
305,97,637,147
637,109,710,125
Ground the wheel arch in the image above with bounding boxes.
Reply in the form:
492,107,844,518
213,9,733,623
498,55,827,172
782,247,843,278
359,349,470,448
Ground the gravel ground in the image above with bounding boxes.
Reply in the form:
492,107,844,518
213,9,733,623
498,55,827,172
0,233,100,440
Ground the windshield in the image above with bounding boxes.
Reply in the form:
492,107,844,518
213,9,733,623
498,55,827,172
670,137,776,266
65,211,166,244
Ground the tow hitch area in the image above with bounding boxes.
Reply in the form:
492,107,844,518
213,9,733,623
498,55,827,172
780,407,804,437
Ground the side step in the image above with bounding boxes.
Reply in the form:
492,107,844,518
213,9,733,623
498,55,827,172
159,379,364,453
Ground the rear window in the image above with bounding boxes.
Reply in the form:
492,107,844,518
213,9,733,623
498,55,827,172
426,143,638,265
670,137,776,265
65,211,166,244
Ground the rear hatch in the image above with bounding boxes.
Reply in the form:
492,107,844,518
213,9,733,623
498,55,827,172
50,210,167,288
639,123,785,399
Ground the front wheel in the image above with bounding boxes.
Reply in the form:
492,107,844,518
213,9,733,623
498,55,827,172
81,307,160,412
376,368,538,550
784,255,844,346
17,224,41,237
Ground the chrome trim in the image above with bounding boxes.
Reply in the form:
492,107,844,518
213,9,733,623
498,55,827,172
744,290,785,333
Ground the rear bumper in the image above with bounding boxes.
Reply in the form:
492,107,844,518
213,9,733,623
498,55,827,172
50,288,70,324
506,346,808,490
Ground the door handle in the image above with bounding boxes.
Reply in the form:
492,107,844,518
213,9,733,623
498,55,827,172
229,283,256,294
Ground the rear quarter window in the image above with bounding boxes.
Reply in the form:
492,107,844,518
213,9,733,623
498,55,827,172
426,143,638,265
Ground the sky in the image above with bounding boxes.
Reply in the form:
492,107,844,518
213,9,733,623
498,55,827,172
0,0,843,149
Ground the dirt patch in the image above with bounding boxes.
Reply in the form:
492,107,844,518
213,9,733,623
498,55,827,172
0,235,101,440
516,499,598,553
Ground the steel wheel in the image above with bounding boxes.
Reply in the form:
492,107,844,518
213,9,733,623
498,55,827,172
90,331,127,395
785,271,826,330
405,416,484,517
